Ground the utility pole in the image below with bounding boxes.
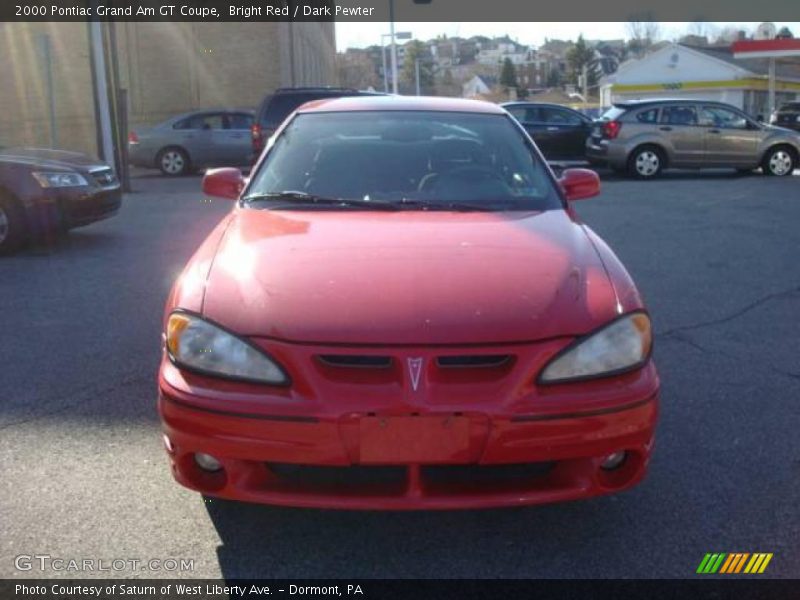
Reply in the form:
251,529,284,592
582,63,588,102
389,0,398,94
382,41,389,92
415,59,421,95
88,18,114,170
37,34,58,148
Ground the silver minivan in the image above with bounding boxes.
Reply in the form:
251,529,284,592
587,99,800,178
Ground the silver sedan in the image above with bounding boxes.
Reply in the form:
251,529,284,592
128,109,254,176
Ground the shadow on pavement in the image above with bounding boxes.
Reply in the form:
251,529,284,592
203,494,624,579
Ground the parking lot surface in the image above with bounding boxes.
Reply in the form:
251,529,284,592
1,169,799,578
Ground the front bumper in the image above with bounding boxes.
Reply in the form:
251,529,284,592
158,350,659,510
61,186,122,228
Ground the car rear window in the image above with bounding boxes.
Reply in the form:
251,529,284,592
600,107,626,121
779,102,800,111
247,111,561,211
634,108,659,123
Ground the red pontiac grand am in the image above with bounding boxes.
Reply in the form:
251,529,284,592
158,96,659,510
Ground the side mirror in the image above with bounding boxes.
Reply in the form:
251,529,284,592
756,114,765,123
559,168,600,201
202,167,245,200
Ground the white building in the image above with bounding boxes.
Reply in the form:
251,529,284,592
599,43,800,117
462,75,495,98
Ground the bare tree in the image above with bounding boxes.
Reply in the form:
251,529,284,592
626,18,661,58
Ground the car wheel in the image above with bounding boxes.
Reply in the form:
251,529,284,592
157,147,190,176
762,146,796,177
0,195,25,255
628,146,664,179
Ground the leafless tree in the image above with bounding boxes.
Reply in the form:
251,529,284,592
626,18,661,58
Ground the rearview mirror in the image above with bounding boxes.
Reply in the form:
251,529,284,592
559,168,600,201
202,167,245,200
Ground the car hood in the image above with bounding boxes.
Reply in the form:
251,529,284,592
201,208,622,345
0,147,108,171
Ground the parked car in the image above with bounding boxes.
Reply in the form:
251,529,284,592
587,99,800,178
502,101,594,161
770,101,800,132
159,96,659,510
128,109,254,176
0,147,121,254
251,87,384,160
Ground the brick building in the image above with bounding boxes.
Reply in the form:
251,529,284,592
0,22,336,157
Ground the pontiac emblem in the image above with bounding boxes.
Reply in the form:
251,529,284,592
407,357,423,391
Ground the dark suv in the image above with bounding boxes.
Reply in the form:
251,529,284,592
251,87,383,160
770,102,800,132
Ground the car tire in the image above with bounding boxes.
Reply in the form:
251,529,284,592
157,147,191,176
0,194,26,255
761,146,796,177
627,145,664,179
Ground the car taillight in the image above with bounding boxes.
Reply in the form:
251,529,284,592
251,124,264,152
603,121,622,140
128,131,139,144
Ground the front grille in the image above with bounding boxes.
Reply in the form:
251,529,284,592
422,462,555,488
436,354,512,368
317,355,393,368
267,463,407,490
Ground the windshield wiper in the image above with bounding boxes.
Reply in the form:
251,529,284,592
393,198,518,212
242,191,401,210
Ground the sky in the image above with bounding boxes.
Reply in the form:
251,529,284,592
335,22,800,51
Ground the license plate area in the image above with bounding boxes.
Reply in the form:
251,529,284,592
359,415,473,464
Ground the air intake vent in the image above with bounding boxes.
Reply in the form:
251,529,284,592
317,355,393,368
436,355,511,368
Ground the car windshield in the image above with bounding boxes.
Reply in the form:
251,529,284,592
245,111,561,211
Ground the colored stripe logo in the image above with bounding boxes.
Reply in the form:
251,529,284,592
697,553,773,574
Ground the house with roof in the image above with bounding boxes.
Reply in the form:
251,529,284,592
462,74,498,98
599,42,800,117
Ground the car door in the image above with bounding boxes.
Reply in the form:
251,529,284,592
173,112,224,167
506,105,549,152
699,105,761,167
657,104,704,166
216,112,253,166
536,106,592,160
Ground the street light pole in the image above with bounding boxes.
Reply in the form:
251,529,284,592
415,59,421,95
389,0,398,94
381,38,389,92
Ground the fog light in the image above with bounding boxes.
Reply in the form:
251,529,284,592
600,451,627,471
194,453,222,472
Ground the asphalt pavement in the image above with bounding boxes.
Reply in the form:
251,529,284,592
1,168,799,579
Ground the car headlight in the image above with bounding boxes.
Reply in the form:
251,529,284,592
32,171,89,188
539,312,652,384
165,312,289,385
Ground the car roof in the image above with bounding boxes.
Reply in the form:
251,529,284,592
613,98,735,109
501,101,580,110
297,95,506,115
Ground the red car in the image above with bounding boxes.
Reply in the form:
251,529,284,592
158,96,659,510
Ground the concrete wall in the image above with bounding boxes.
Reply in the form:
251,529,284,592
0,22,336,157
0,23,98,156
